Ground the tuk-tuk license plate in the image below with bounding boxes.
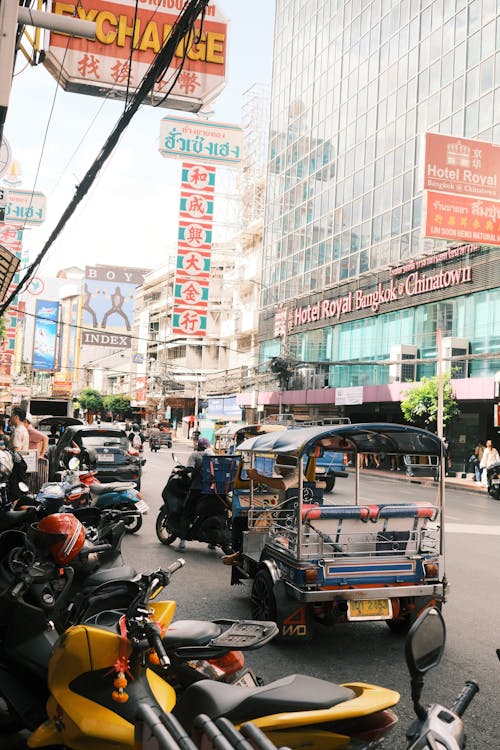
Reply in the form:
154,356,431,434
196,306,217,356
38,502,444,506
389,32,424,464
347,599,393,621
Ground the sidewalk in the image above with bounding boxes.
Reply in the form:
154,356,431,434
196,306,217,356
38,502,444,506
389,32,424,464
360,466,485,495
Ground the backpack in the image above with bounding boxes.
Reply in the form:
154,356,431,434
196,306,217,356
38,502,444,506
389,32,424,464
132,433,142,449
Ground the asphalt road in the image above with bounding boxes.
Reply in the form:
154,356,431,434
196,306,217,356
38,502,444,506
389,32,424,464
125,444,500,749
4,445,499,749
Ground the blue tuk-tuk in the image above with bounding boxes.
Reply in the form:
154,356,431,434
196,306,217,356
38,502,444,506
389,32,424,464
229,423,446,641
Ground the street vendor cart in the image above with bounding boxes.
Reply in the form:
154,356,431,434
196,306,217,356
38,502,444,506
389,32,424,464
229,423,446,641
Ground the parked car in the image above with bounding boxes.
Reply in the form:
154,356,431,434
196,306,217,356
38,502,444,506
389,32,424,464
47,424,145,489
36,416,84,444
314,450,349,491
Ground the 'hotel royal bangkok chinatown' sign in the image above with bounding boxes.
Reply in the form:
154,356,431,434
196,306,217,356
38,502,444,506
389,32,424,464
43,0,227,110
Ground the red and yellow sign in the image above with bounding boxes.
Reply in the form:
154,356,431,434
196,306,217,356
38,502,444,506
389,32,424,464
425,191,500,246
43,1,227,110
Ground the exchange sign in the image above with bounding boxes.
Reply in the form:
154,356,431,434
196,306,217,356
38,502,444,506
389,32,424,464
43,0,227,111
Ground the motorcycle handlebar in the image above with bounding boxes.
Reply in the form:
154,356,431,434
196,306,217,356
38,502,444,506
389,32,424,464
452,680,479,717
144,621,170,668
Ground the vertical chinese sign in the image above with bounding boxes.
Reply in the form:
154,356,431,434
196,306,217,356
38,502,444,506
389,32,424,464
172,163,216,336
159,117,243,338
0,224,24,387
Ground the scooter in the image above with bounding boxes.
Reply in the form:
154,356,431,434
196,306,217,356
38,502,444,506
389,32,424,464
0,559,400,750
77,468,148,533
486,461,500,500
150,434,161,452
155,460,231,552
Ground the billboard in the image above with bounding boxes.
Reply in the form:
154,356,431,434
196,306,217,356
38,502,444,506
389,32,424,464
424,133,500,200
43,1,227,111
32,300,60,370
82,265,150,348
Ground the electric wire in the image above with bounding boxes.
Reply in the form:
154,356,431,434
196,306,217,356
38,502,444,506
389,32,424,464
0,0,211,318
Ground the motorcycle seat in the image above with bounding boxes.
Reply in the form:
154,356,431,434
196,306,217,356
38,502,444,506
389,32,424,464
162,619,221,648
90,482,137,495
173,673,356,729
85,565,137,586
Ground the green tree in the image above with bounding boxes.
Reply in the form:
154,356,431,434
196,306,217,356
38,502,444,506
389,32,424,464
269,356,297,391
77,388,104,419
400,374,461,432
0,316,5,342
103,394,132,419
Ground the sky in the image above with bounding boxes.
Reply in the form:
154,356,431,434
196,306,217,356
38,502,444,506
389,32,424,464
3,1,276,277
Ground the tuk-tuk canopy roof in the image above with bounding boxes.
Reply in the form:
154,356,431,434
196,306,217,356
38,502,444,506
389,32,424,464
237,423,445,458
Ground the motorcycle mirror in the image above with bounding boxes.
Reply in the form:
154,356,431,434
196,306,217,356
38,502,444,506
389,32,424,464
405,606,446,719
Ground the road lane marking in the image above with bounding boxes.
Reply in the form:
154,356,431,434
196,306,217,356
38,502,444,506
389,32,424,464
447,523,500,535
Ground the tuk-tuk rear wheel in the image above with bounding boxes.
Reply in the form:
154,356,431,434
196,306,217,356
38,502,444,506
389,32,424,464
250,569,277,622
386,597,442,635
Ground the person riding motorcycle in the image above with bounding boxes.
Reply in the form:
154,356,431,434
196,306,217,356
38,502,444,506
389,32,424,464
178,437,214,552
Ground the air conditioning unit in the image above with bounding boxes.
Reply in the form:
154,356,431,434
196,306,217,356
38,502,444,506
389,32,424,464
389,345,418,383
442,337,468,378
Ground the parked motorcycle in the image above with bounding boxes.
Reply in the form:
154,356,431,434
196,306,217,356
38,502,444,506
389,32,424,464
0,558,400,749
486,461,500,500
155,458,231,552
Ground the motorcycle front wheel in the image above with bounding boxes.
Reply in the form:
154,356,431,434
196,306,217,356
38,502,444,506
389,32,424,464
118,504,143,533
156,506,178,545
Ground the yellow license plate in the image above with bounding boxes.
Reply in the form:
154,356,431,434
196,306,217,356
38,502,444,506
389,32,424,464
347,599,393,621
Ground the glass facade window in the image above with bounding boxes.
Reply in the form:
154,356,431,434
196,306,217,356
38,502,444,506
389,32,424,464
261,0,500,387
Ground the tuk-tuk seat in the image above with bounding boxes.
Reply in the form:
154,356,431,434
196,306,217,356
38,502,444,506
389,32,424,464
378,503,438,520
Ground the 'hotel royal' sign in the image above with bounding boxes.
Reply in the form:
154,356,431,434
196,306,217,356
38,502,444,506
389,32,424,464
275,244,479,337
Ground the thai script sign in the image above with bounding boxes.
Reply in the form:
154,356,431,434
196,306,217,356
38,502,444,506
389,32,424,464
424,133,500,200
159,116,242,165
425,191,500,246
43,1,227,111
2,189,47,225
32,300,59,370
81,264,150,349
172,162,216,337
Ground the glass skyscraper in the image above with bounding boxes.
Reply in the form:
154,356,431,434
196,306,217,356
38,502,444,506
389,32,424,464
253,0,500,459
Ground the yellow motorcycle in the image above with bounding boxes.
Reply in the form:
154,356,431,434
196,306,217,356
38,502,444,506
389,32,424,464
0,558,399,750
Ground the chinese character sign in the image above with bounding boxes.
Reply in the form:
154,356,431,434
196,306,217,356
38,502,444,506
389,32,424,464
425,191,500,246
0,224,24,384
172,162,216,337
44,1,227,111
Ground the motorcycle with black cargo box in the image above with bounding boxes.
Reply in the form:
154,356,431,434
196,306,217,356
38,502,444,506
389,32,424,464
155,454,234,552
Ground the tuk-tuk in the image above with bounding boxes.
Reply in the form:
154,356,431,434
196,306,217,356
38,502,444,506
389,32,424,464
229,423,446,641
213,423,287,455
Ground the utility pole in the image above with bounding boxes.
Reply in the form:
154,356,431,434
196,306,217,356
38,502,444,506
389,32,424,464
0,1,96,145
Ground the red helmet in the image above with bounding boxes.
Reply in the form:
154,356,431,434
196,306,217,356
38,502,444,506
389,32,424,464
34,513,85,564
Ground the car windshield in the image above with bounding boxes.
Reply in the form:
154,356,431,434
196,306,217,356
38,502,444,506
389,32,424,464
79,431,129,450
